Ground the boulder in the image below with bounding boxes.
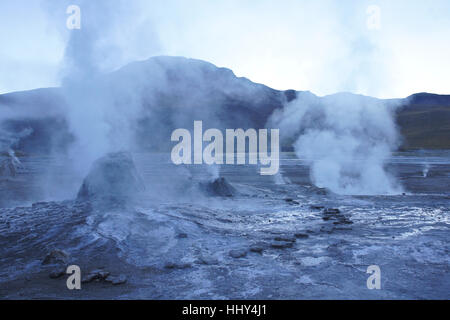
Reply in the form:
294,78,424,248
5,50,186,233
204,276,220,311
249,242,268,254
323,208,341,214
105,274,127,285
284,198,300,205
77,152,145,202
273,235,296,243
164,261,192,269
42,249,70,279
49,267,66,279
197,255,219,265
270,241,293,249
307,185,330,195
321,208,353,225
294,233,309,239
199,177,236,197
229,249,247,258
42,249,69,265
82,269,111,283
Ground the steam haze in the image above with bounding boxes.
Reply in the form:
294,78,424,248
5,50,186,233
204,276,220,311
0,1,450,301
268,92,402,194
0,0,449,98
0,0,448,195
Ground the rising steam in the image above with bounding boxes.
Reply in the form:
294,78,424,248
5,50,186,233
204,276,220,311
268,92,403,195
53,0,148,175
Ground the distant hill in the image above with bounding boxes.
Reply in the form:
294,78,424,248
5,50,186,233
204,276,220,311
395,93,450,149
0,56,449,154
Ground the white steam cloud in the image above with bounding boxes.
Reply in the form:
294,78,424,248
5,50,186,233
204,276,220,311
49,0,155,174
269,92,403,195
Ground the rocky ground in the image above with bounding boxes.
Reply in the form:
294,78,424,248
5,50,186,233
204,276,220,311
0,152,449,299
0,188,448,299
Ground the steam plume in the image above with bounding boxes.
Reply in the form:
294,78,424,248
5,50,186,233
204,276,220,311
268,92,403,195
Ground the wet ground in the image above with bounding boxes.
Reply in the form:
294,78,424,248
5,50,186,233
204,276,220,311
0,151,449,299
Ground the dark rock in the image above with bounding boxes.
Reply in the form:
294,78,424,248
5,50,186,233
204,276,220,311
32,202,50,209
320,225,334,234
273,235,296,243
49,267,66,279
199,177,236,197
197,255,219,265
284,198,300,205
249,246,264,254
284,89,297,102
323,208,341,215
333,226,352,231
334,219,353,225
176,232,188,239
81,269,110,283
105,274,127,285
294,233,309,239
42,249,69,265
249,242,268,253
164,262,191,269
321,207,353,226
308,186,329,195
77,152,145,202
270,241,293,249
229,249,247,258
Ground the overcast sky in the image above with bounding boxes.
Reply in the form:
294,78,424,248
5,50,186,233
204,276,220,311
0,0,449,98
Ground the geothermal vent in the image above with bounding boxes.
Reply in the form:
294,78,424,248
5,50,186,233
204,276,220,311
199,177,236,197
77,152,145,202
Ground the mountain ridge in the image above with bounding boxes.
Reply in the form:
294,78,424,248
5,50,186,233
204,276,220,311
0,56,449,153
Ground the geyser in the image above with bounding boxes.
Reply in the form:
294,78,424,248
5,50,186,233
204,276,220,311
268,92,403,195
77,152,145,202
199,177,236,197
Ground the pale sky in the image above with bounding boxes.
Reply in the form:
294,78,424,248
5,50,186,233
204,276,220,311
0,0,449,98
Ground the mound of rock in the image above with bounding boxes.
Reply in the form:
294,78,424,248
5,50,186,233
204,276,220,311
199,177,236,197
321,208,353,225
77,152,145,202
306,185,332,196
42,249,70,279
42,249,69,266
